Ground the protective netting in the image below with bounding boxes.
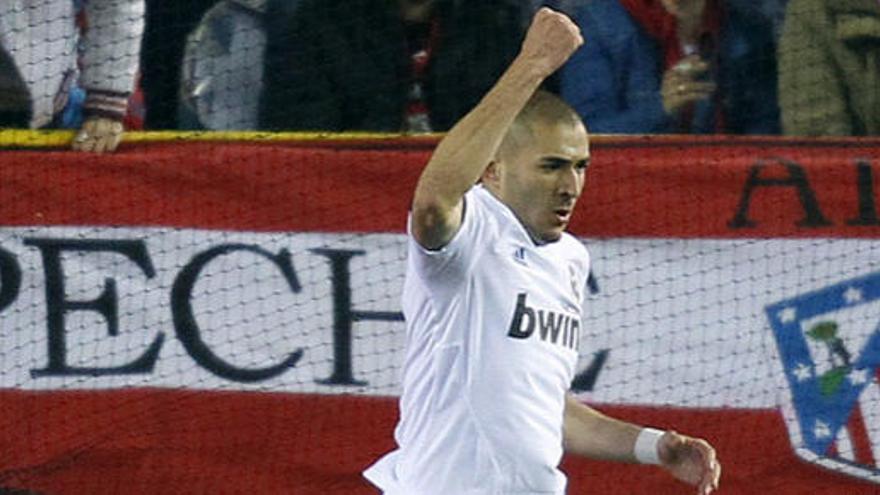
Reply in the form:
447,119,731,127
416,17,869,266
0,1,879,493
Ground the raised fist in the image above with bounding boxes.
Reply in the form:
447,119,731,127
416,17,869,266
519,8,584,78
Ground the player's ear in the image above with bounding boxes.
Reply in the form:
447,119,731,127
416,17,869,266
482,160,501,186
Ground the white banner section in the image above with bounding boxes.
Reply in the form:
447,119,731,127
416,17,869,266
0,227,878,410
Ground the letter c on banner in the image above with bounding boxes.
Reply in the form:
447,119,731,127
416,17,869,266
0,246,21,313
172,243,304,383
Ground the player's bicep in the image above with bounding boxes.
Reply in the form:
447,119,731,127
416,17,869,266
408,192,487,291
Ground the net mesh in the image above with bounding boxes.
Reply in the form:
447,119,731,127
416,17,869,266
0,0,806,136
0,1,862,138
1,0,880,494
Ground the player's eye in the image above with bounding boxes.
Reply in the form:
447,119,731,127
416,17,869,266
539,159,566,171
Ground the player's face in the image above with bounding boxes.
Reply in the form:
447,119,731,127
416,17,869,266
660,0,705,19
495,121,590,243
399,0,437,22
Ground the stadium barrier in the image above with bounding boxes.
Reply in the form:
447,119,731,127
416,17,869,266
0,133,879,494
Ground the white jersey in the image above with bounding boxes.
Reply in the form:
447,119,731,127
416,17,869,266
364,185,590,494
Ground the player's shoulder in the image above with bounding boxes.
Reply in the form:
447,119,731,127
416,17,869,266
464,185,504,230
560,231,589,255
467,184,494,209
557,232,591,269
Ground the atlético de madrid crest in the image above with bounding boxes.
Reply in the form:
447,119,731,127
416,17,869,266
766,271,880,483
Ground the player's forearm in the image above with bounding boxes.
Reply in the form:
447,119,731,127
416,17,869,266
562,394,643,462
413,58,544,210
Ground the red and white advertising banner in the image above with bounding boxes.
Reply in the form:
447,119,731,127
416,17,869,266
1,137,879,494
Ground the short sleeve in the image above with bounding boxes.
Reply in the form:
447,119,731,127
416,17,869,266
407,188,493,293
572,239,592,322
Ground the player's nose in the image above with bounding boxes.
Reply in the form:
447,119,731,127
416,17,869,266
556,167,581,198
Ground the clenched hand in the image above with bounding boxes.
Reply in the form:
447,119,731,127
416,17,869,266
72,116,124,153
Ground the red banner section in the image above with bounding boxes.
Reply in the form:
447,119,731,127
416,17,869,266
1,137,879,237
2,390,878,495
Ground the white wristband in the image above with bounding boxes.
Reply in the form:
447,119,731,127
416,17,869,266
634,428,665,465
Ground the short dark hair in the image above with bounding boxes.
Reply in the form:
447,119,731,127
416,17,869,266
497,91,584,161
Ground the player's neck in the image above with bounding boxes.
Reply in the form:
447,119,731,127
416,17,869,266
482,186,554,246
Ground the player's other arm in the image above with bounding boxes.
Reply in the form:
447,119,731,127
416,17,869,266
410,8,583,250
563,394,721,494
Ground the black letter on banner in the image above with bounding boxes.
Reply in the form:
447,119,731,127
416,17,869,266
847,160,879,226
310,248,404,386
587,269,599,295
728,159,831,229
172,244,303,383
570,349,610,392
25,238,163,377
0,246,21,313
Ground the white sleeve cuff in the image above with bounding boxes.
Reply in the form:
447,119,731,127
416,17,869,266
634,427,665,465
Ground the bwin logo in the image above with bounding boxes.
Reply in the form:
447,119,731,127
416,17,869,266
507,293,579,350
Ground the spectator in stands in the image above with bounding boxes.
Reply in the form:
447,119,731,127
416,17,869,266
178,0,268,130
0,0,145,152
142,0,219,129
0,46,31,127
560,0,780,134
258,0,529,133
727,0,788,39
778,0,880,136
762,0,788,40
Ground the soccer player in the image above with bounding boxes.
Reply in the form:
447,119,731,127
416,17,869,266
364,7,721,495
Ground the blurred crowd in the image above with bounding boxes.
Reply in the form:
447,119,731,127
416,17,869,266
0,0,878,151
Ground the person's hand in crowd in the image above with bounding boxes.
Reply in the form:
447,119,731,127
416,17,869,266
660,54,716,116
72,116,124,153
